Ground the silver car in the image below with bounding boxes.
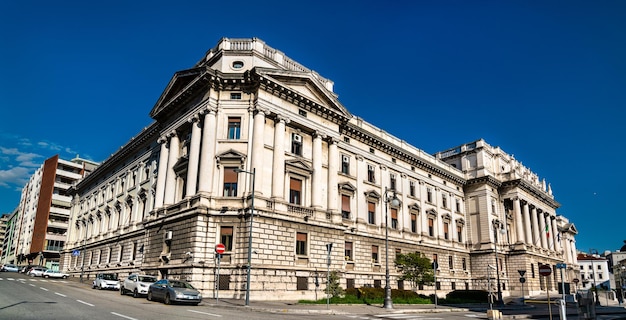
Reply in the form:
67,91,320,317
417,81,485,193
28,267,48,277
147,279,202,305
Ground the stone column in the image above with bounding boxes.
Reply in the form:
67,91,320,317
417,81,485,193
522,202,532,244
312,131,324,208
513,198,524,244
154,136,169,208
198,108,217,194
539,211,548,249
271,116,288,199
164,130,179,205
530,206,539,247
327,138,338,212
551,217,561,252
547,215,555,250
185,115,201,197
250,108,267,195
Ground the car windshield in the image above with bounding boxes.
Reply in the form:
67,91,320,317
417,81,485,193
101,274,117,280
170,281,194,289
138,276,156,282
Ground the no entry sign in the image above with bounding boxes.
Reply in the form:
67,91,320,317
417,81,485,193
215,243,226,254
539,264,552,276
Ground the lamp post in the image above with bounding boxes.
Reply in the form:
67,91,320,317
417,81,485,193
80,220,88,283
383,187,400,309
235,167,256,306
492,220,505,306
589,249,600,306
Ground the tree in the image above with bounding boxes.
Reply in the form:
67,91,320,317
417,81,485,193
394,252,435,290
325,270,344,298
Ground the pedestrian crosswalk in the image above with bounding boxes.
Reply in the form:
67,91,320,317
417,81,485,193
0,277,68,283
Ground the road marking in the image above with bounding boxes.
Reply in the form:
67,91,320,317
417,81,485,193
464,314,480,318
29,284,36,287
111,312,138,320
55,292,67,297
187,309,222,317
374,315,424,319
76,300,95,307
40,287,49,291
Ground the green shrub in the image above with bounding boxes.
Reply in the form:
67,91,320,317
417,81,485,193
444,290,489,303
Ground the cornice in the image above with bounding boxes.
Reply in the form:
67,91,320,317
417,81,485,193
341,123,466,185
502,179,560,209
466,176,502,189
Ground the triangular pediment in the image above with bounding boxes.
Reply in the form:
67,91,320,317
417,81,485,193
408,203,420,211
563,223,578,235
253,68,351,120
150,67,206,119
216,149,246,160
339,182,357,192
364,190,381,199
285,159,313,174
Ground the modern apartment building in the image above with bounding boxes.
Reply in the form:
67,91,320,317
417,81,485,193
12,155,97,270
61,38,578,301
1,210,18,264
0,213,10,258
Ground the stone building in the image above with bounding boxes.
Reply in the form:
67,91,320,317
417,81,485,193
61,37,577,301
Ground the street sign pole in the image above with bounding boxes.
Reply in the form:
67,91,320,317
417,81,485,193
215,243,226,303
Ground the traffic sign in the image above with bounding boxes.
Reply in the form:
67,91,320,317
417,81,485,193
520,277,526,283
556,263,566,269
539,264,552,276
518,270,526,277
215,243,226,254
72,250,80,257
573,278,580,284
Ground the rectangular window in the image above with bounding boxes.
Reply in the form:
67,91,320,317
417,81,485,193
219,275,231,290
442,194,447,208
428,218,434,236
449,255,453,269
410,213,417,232
457,225,463,242
443,222,449,240
223,167,238,197
462,258,467,270
220,226,233,251
345,242,353,261
390,173,396,190
291,133,302,156
374,280,381,288
391,208,398,229
346,279,355,289
368,201,376,224
367,165,376,183
227,117,241,139
289,177,302,205
296,232,307,255
296,276,308,290
341,155,350,174
341,195,351,219
230,92,242,100
372,245,379,263
409,181,415,197
451,282,456,290
456,199,461,212
427,188,433,203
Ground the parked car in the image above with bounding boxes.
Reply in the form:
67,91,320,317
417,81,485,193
1,264,19,272
27,267,48,277
147,279,202,305
121,274,157,298
42,270,69,279
20,265,40,273
92,273,120,290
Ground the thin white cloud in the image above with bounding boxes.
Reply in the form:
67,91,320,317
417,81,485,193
0,166,30,188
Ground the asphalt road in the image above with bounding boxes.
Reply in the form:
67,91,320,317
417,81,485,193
0,272,335,320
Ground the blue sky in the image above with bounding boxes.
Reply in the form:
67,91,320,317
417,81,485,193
1,1,624,253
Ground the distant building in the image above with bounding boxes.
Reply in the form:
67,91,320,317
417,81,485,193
11,155,97,269
1,210,18,264
0,213,10,258
61,38,579,301
577,252,610,291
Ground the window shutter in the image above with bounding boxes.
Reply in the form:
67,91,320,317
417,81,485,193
391,208,398,219
368,202,375,212
342,195,351,212
290,178,302,191
224,168,237,183
296,233,307,241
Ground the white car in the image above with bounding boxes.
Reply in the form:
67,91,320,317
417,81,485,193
92,273,120,290
1,264,19,272
42,270,69,279
27,267,48,277
121,274,157,298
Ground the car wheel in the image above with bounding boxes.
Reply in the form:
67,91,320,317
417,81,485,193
62,276,67,279
44,275,49,278
164,294,171,305
147,291,153,301
132,289,139,298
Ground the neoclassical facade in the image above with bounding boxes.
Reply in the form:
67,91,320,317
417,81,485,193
61,38,578,301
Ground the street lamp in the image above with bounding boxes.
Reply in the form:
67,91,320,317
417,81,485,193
492,220,505,306
235,167,256,306
589,249,600,306
383,187,400,309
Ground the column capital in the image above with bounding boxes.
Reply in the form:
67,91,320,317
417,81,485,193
167,130,178,138
313,130,326,139
274,114,290,124
157,135,168,144
326,136,339,145
187,114,200,123
250,106,269,115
